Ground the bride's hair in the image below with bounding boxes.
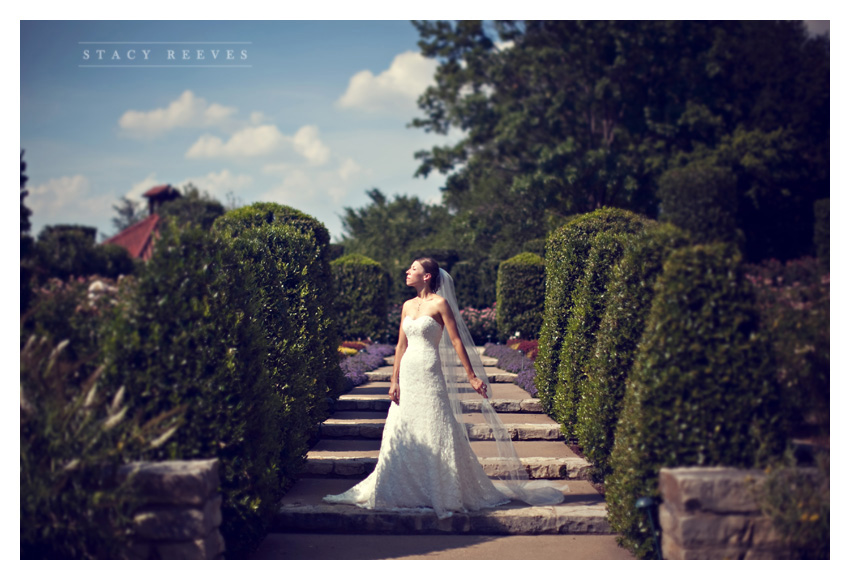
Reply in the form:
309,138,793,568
415,257,442,293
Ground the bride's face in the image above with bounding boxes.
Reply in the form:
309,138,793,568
405,261,428,287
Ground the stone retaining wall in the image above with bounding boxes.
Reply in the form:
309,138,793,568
658,466,793,559
117,458,224,559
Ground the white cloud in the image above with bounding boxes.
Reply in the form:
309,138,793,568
179,170,254,198
185,124,287,159
292,125,330,166
118,90,237,138
336,50,437,115
29,175,91,215
338,158,364,181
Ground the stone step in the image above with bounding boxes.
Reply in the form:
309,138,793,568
347,381,532,400
272,478,610,535
384,355,500,367
366,366,517,383
302,455,590,480
319,418,563,441
336,395,543,413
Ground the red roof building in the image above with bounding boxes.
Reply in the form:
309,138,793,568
101,185,181,260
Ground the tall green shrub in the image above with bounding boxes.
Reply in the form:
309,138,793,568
555,229,644,437
213,202,343,399
814,198,829,271
535,208,649,415
100,224,282,558
496,252,545,339
657,163,741,246
606,243,787,559
331,254,388,341
578,224,690,478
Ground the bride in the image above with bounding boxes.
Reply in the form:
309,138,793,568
323,257,564,518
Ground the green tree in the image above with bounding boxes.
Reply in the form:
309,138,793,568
156,182,225,230
21,150,34,313
111,196,144,234
340,188,452,303
411,20,829,262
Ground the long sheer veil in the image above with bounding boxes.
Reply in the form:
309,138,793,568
436,268,565,505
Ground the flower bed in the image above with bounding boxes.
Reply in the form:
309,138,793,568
339,343,396,390
483,342,538,397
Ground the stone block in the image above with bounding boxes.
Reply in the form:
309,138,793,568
334,459,368,476
154,529,224,559
659,466,764,513
118,459,219,506
133,495,221,541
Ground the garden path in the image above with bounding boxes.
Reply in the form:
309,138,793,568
251,349,633,559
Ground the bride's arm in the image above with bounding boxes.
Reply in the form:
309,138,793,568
389,303,409,405
439,300,488,399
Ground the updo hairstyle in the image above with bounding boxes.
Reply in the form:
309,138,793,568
415,257,442,293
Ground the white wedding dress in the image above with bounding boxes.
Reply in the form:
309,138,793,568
323,315,511,518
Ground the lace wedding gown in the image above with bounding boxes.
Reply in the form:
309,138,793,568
323,315,510,518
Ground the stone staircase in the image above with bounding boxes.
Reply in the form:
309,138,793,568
270,349,611,535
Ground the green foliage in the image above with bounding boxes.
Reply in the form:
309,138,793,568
578,224,690,478
213,201,343,400
745,258,829,438
757,452,829,559
20,336,182,559
496,252,545,339
449,261,479,308
21,150,34,314
32,226,136,283
606,243,787,558
814,198,829,270
158,196,225,231
522,238,547,256
110,196,144,234
100,224,283,558
411,20,828,263
477,258,501,307
331,254,389,341
555,228,645,437
535,208,649,416
340,189,453,304
658,163,741,246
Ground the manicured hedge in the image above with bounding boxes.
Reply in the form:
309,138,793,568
534,208,649,417
496,252,545,340
33,225,135,283
606,243,787,559
100,224,282,558
522,238,547,256
331,254,388,340
478,258,501,308
657,163,740,246
577,223,690,479
555,230,635,438
213,202,343,399
814,198,829,271
224,224,333,480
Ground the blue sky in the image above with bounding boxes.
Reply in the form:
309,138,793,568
19,18,832,245
21,20,458,241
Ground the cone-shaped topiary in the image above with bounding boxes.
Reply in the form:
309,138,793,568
606,243,787,559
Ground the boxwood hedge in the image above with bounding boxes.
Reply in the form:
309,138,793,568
496,252,545,340
100,224,282,558
535,208,649,416
577,223,690,478
331,254,388,341
212,202,343,399
606,243,787,559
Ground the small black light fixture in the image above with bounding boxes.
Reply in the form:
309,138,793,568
636,496,662,559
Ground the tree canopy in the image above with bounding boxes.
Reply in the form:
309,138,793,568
407,20,828,262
